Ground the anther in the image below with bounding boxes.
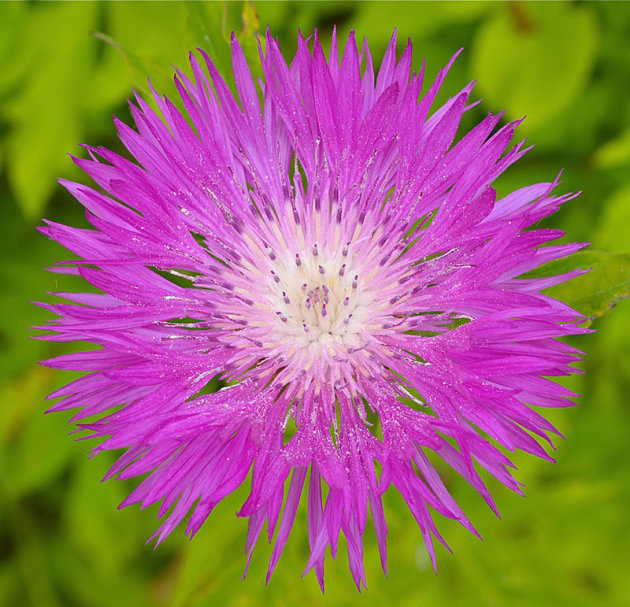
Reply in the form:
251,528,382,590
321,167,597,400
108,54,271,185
295,253,302,267
342,243,349,257
322,304,327,317
312,243,319,257
343,297,350,306
271,270,280,284
318,265,325,275
352,275,358,289
282,292,290,304
339,263,346,277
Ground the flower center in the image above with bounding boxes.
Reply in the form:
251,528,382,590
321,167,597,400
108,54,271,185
266,242,369,353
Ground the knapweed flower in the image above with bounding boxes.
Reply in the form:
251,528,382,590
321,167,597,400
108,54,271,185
38,30,586,590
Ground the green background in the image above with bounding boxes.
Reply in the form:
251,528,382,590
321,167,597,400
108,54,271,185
1,1,629,606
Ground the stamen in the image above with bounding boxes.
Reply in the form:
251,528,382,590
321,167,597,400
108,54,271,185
270,243,367,348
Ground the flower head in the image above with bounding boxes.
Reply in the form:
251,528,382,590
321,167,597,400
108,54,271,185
38,30,586,590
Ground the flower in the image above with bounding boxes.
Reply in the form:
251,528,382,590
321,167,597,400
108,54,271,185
38,30,586,590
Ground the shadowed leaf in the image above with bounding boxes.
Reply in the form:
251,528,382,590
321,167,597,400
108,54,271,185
534,251,630,326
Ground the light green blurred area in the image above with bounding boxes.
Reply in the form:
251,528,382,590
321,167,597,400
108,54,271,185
0,1,629,606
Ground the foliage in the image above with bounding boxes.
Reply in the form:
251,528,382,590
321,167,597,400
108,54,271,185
0,1,629,606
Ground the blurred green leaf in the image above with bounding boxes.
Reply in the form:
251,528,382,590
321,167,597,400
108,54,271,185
186,0,263,91
186,1,233,82
92,31,175,101
533,251,630,325
0,3,30,100
594,185,630,253
351,0,488,43
57,458,165,607
6,3,98,220
594,127,630,169
96,2,191,104
471,2,598,133
107,2,190,69
1,382,74,499
96,2,263,114
0,559,20,607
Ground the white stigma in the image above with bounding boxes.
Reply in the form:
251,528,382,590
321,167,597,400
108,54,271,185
265,242,369,353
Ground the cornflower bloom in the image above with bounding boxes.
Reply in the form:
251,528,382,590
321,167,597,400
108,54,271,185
38,30,586,590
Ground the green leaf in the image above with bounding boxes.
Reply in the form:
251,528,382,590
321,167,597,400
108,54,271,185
5,3,99,220
92,31,175,101
533,251,630,326
0,3,30,100
185,0,263,92
1,383,74,500
594,186,630,253
351,0,489,43
471,2,598,133
185,0,233,83
594,127,630,169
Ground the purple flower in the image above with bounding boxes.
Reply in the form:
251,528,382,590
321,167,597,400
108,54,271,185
38,30,586,590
